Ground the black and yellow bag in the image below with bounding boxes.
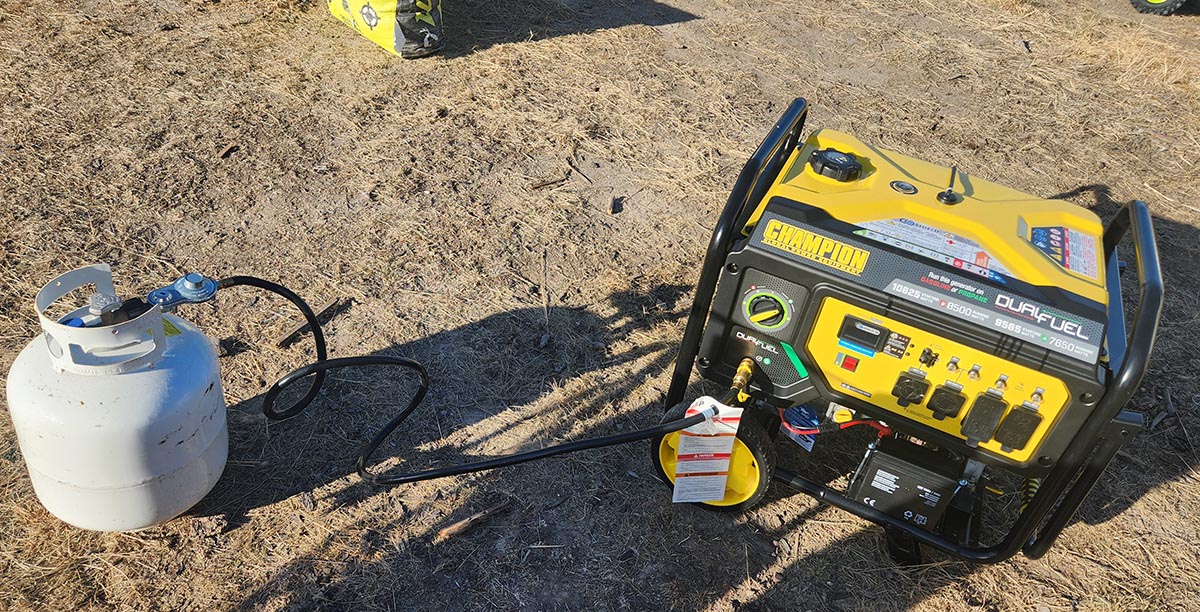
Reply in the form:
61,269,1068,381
329,0,444,59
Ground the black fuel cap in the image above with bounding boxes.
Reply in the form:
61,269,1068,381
809,148,863,182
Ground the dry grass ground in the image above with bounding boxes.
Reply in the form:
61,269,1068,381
1,0,1198,610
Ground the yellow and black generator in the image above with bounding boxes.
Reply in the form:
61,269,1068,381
654,99,1163,563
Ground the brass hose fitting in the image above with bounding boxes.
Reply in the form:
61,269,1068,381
731,358,756,394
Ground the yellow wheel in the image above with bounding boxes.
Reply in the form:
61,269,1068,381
649,401,775,512
1129,0,1186,14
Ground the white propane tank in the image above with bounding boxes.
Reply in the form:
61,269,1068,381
5,264,227,531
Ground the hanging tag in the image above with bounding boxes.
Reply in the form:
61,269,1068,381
672,396,743,503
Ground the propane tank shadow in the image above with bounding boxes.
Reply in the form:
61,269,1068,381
190,283,691,530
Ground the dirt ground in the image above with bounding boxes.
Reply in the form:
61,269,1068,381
1,0,1198,610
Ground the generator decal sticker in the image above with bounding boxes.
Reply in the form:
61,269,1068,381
838,339,876,358
1024,224,1099,280
359,2,380,28
749,212,1105,364
886,275,1099,363
854,218,1010,283
760,220,870,276
994,294,1090,341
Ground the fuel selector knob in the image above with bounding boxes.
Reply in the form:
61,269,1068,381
743,289,791,331
749,296,784,326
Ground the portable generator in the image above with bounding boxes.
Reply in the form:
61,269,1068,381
652,99,1163,563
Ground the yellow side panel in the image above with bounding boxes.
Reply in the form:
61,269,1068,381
743,129,1107,306
805,297,1070,463
329,0,403,57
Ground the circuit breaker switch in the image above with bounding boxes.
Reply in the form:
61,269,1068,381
994,375,1008,391
1031,387,1045,404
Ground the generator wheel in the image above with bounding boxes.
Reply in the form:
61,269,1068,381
650,401,775,512
1129,0,1186,15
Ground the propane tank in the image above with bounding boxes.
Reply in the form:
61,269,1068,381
5,264,227,531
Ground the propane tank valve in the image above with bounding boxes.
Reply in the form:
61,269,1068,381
88,291,122,316
148,272,219,312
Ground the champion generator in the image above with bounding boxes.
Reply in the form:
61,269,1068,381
651,98,1163,563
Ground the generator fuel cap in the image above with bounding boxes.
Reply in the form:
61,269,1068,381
809,148,863,182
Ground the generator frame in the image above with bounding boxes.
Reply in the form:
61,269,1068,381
665,98,1164,563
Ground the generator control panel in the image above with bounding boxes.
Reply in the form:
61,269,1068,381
805,297,1068,463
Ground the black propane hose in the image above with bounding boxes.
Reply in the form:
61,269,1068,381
218,275,730,487
216,276,328,420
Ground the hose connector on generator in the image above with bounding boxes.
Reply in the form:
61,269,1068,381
731,358,755,393
729,357,756,404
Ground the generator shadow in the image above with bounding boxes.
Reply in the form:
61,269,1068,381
191,283,691,530
441,0,698,58
225,391,981,611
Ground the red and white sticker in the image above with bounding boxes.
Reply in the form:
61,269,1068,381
855,218,1013,277
672,397,743,503
1027,225,1099,280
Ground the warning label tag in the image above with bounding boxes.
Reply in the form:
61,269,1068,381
854,218,1011,283
672,397,743,504
882,331,911,359
1026,225,1099,280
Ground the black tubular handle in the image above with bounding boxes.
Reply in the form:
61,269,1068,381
665,98,809,408
1100,199,1164,392
980,199,1161,560
1019,199,1164,558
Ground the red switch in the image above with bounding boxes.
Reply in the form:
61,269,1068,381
841,355,860,371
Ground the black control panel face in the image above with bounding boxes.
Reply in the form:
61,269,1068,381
697,267,816,404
